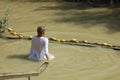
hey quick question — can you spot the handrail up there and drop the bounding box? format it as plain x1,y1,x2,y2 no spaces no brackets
0,62,49,80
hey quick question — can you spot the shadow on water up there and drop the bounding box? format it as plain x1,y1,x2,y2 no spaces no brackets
7,54,40,62
7,54,43,62
7,54,29,60
4,0,49,2
1,1,119,33
33,3,120,33
7,54,41,62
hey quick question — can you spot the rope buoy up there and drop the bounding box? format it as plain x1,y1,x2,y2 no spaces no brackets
6,27,120,51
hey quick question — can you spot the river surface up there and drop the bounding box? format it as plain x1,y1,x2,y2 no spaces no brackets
0,1,120,80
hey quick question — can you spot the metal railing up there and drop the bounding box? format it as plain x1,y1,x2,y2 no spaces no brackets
0,62,49,80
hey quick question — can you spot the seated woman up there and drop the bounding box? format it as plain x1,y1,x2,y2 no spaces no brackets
28,26,54,61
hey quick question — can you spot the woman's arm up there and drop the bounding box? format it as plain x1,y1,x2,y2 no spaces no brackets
45,54,49,60
44,38,49,60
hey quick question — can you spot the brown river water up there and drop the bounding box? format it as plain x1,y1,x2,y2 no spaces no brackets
0,1,120,80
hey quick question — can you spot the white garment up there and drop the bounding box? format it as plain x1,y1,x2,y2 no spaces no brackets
28,36,49,60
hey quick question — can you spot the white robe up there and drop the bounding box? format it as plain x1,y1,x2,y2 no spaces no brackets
28,36,49,60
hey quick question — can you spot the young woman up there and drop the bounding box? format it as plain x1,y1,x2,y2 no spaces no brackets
28,26,50,60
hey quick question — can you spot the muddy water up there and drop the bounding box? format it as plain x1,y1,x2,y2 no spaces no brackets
0,1,120,80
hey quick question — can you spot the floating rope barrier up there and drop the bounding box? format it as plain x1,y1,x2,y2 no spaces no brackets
6,27,120,51
7,27,32,40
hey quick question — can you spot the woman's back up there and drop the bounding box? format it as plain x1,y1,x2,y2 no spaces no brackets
29,36,49,60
